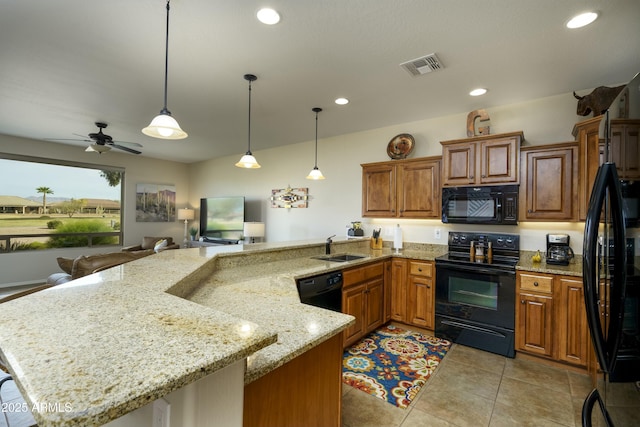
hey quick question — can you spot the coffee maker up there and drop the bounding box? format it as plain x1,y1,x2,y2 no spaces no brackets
546,234,574,266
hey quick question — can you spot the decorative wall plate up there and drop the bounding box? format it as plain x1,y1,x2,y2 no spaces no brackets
387,133,415,159
270,186,308,208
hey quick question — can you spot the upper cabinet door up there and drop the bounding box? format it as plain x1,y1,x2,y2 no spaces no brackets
520,143,578,221
441,131,523,186
479,136,519,184
397,159,441,218
362,163,396,217
442,142,476,186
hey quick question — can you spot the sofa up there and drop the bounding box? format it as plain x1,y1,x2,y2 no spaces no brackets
46,237,179,286
122,236,180,252
47,249,155,285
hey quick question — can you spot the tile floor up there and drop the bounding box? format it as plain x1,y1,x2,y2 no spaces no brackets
341,343,596,427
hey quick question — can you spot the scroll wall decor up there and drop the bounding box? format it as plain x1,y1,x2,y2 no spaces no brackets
270,186,308,208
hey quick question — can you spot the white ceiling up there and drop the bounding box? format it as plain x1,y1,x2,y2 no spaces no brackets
1,0,639,163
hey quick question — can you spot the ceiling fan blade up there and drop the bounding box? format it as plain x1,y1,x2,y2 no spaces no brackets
45,138,92,143
111,144,141,155
110,140,143,148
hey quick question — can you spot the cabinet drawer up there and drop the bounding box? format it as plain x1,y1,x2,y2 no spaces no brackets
344,262,384,286
409,261,432,277
519,273,553,294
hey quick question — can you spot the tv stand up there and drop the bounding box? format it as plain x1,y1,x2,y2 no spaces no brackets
201,237,240,245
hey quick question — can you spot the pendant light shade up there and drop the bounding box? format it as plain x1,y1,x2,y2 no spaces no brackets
236,74,261,168
306,107,325,180
142,0,187,140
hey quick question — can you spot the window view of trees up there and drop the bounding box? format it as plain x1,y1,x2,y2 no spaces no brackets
0,156,123,252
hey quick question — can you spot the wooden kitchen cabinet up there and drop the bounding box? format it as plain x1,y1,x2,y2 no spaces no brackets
516,271,591,368
573,116,602,220
516,272,555,357
342,261,385,347
389,258,408,322
440,131,523,186
389,258,435,330
520,142,578,221
361,156,441,219
610,119,640,180
406,260,435,329
556,276,589,367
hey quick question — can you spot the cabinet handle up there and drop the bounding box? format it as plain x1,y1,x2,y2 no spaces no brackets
469,175,474,179
418,268,422,272
482,174,486,178
521,300,525,304
533,282,539,286
427,284,431,289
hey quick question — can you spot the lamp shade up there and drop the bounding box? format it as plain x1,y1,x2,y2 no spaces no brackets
243,222,265,238
142,113,188,140
235,153,261,169
177,208,195,221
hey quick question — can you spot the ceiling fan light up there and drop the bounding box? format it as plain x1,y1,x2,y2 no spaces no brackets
142,113,188,139
306,166,325,180
86,144,111,153
235,153,261,168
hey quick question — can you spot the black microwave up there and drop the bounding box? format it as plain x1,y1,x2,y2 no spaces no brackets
621,180,640,228
442,185,519,225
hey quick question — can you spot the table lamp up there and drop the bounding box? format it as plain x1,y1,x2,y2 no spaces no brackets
177,208,195,247
243,222,265,244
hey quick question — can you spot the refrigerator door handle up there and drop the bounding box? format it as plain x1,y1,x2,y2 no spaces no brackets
582,388,614,427
583,163,627,373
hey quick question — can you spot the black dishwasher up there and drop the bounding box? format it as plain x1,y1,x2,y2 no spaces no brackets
297,271,343,312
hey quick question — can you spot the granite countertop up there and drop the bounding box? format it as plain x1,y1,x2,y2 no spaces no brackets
0,236,589,426
517,250,583,277
0,238,367,427
184,241,447,384
0,246,278,426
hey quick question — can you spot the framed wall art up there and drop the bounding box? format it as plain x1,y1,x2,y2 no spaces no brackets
136,183,176,222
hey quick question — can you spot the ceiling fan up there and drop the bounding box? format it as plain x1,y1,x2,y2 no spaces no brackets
48,122,143,155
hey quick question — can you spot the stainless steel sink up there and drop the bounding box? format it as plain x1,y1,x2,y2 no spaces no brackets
312,254,367,262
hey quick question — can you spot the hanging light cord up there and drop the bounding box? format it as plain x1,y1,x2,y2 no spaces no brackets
161,0,171,115
247,79,253,154
314,110,319,167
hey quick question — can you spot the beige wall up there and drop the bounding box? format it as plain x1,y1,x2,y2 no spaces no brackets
0,134,189,286
188,90,587,252
0,90,612,286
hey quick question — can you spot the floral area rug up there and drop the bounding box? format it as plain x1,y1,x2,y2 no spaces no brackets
342,325,451,408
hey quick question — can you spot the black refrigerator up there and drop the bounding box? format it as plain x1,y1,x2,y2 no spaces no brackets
582,72,640,427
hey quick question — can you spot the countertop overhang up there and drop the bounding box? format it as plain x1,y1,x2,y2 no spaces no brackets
0,238,585,426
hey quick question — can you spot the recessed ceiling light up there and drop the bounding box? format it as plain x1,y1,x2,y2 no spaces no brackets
566,12,598,29
335,97,349,105
469,88,487,97
257,8,280,25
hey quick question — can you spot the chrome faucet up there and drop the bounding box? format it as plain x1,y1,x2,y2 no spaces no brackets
326,235,336,254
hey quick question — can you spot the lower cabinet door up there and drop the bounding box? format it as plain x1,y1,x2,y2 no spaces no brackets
365,278,384,332
516,292,554,357
342,284,365,347
407,275,434,329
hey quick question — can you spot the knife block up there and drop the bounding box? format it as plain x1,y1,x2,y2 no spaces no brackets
370,237,383,249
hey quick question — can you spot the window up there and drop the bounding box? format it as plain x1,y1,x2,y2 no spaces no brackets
0,154,123,252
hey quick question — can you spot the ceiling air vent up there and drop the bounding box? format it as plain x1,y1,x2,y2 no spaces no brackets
400,53,443,77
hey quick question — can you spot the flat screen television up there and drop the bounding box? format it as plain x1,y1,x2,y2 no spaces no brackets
199,197,245,243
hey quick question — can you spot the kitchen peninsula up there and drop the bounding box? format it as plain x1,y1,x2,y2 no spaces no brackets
0,240,362,427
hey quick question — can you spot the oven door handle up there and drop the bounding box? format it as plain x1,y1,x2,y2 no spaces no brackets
441,319,507,338
437,263,515,276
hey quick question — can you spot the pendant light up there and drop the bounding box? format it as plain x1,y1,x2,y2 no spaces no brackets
235,74,261,168
306,107,325,180
142,0,187,140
